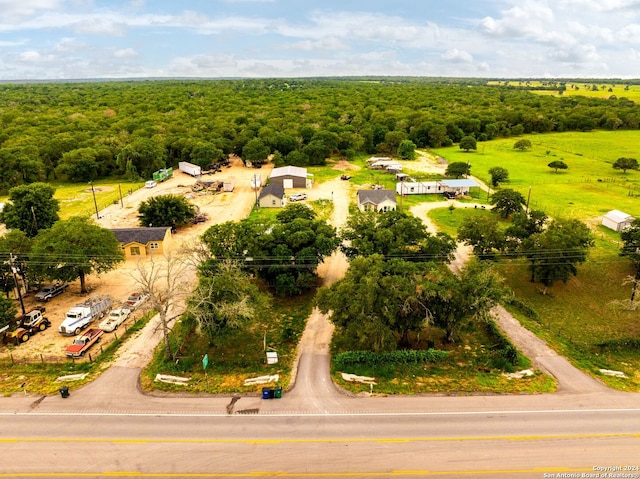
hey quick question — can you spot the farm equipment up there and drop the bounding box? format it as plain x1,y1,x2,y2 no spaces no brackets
2,307,50,344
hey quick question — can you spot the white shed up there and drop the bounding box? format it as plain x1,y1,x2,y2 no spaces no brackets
602,210,635,232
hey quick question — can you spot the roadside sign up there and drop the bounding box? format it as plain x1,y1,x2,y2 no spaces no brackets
202,354,209,370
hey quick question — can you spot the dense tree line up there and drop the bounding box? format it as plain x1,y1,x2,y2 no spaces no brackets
2,78,640,192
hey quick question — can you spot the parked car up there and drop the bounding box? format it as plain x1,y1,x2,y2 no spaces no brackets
99,308,131,332
145,180,157,188
340,175,352,180
125,292,149,311
34,283,68,302
289,193,308,202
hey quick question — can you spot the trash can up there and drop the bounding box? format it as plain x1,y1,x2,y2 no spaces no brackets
262,387,272,400
274,386,282,399
59,386,70,398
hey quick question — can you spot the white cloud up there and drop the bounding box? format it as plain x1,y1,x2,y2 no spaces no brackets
114,48,138,58
441,49,474,63
0,0,62,21
478,1,555,39
285,37,349,52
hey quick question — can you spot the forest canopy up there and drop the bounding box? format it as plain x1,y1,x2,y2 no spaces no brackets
1,78,639,192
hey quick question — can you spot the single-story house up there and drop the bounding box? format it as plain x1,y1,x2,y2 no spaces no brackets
110,227,172,260
269,165,312,189
396,178,478,196
396,181,442,195
357,189,397,213
259,184,286,208
602,210,635,232
366,156,392,165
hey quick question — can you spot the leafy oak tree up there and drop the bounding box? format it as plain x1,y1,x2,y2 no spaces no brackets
488,166,509,187
459,136,477,152
457,214,505,260
138,195,197,228
188,261,270,343
445,161,471,179
397,139,417,160
491,189,526,218
30,216,124,293
523,218,594,292
513,139,532,151
548,160,568,173
0,183,60,238
340,210,456,262
612,157,639,174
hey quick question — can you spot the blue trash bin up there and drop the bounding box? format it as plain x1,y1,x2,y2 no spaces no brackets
262,387,271,399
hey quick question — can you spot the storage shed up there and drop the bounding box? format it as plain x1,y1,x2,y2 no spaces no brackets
602,210,635,232
269,165,310,189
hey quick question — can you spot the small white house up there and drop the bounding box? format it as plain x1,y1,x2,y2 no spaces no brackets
259,184,286,208
396,181,442,195
602,210,635,232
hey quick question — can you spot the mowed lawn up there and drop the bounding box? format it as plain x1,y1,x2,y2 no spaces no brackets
431,130,640,390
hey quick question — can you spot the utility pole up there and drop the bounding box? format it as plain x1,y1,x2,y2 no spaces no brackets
30,206,38,234
118,184,124,208
525,185,532,215
90,181,99,220
9,253,25,314
253,174,259,208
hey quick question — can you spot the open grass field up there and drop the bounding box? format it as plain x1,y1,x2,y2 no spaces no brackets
488,80,640,103
53,180,144,219
433,131,640,221
431,130,640,390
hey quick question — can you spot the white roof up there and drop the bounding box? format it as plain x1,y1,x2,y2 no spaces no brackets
440,179,479,188
270,165,308,179
603,210,634,222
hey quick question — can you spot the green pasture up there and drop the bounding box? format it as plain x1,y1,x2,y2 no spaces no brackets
432,131,640,220
53,180,144,219
489,80,640,103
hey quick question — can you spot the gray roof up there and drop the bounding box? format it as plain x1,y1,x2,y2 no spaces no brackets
357,189,396,205
110,227,171,245
259,183,285,199
270,165,308,179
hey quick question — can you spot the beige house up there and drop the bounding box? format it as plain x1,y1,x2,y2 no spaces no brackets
356,190,397,213
259,184,286,208
110,227,172,260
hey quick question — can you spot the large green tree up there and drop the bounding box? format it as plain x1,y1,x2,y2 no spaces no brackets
202,203,339,296
524,218,594,292
30,216,124,293
491,189,526,218
340,210,455,262
548,160,568,173
138,195,197,228
612,157,639,174
488,166,509,187
0,183,60,238
457,214,505,260
397,139,416,160
445,161,471,179
188,261,270,343
459,136,477,152
316,255,505,348
56,148,99,182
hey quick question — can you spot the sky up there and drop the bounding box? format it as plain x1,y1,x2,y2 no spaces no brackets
0,0,639,80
